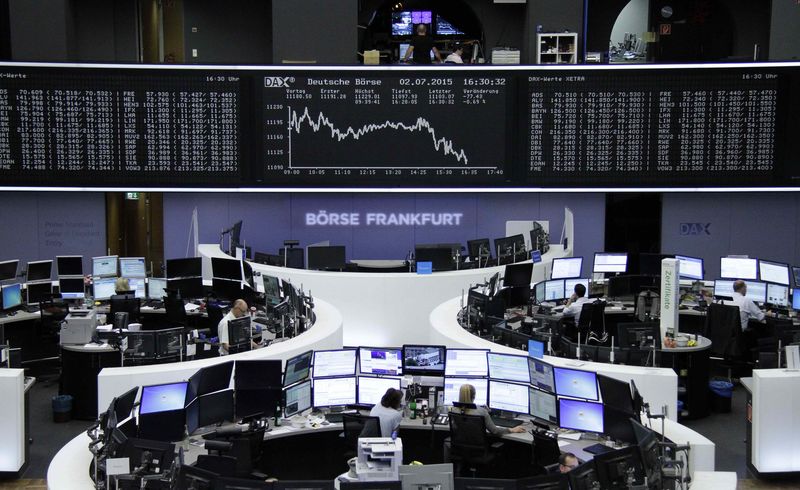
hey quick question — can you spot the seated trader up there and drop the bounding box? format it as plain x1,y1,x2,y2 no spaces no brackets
402,24,442,64
369,388,403,438
562,283,591,324
217,299,250,356
730,280,768,330
444,44,465,64
114,277,131,295
559,453,578,473
452,384,526,435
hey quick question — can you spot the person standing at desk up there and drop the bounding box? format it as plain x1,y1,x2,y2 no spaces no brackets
453,384,526,435
562,283,591,324
369,388,403,438
217,299,248,356
402,24,442,64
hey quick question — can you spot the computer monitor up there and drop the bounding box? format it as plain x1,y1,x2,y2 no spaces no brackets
312,376,356,408
528,387,558,424
551,257,583,280
112,386,139,423
235,387,281,420
467,239,492,261
26,281,53,304
516,473,568,490
436,15,465,36
528,339,545,359
58,277,85,299
167,277,204,299
155,328,183,358
234,359,282,390
263,275,282,306
119,257,146,278
567,460,601,490
675,255,704,280
307,246,346,271
402,345,446,377
543,280,565,301
487,272,501,297
445,349,489,377
443,377,488,406
284,350,313,387
0,260,18,282
533,281,546,304
564,278,589,297
227,316,252,346
186,389,235,434
528,357,555,393
793,289,800,310
212,278,242,302
415,245,455,272
284,379,312,417
26,260,52,282
558,398,604,433
124,331,156,359
391,11,414,36
313,349,357,378
211,257,242,281
139,381,189,414
121,438,176,477
487,352,530,383
488,380,529,414
597,374,634,414
2,283,22,310
93,277,118,300
359,347,402,376
166,257,202,279
593,446,645,489
766,283,789,308
56,256,83,276
745,281,767,303
602,407,637,444
504,263,533,288
553,367,598,401
148,277,168,300
616,323,661,350
186,360,234,403
92,256,118,277
494,234,526,261
127,277,146,299
357,376,402,406
793,267,800,288
759,259,790,286
593,253,628,274
719,256,758,280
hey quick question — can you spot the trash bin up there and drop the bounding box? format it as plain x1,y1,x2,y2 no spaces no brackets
52,395,73,423
709,380,733,413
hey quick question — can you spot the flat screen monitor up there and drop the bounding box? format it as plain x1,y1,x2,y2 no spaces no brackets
528,339,545,359
528,357,555,393
166,257,202,279
227,316,252,345
558,398,604,433
212,278,242,301
593,445,645,487
445,349,489,377
93,277,118,301
312,376,356,408
436,15,464,36
235,359,282,390
504,263,533,288
415,245,455,272
487,352,530,383
443,377,488,406
467,238,491,260
148,278,167,300
57,256,83,276
494,234,526,260
529,388,558,424
402,345,446,376
553,367,599,401
597,374,634,414
92,256,118,277
26,260,52,282
113,386,139,423
127,277,146,299
759,260,790,286
307,246,347,271
793,267,800,288
357,376,402,406
551,257,583,280
139,381,189,414
0,260,18,281
119,257,146,278
564,278,589,297
284,380,312,417
58,277,85,299
155,328,183,357
359,347,402,376
26,281,52,304
313,349,357,378
675,255,704,280
186,389,234,435
391,10,431,36
488,380,529,414
2,283,22,310
533,281,546,304
593,253,628,274
766,283,789,308
263,275,282,306
211,257,242,281
235,387,280,420
720,257,758,280
186,360,234,403
603,407,637,444
544,279,565,301
284,350,313,387
166,277,204,299
793,289,800,310
616,322,661,349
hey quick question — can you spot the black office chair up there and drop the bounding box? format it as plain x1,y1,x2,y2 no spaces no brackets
635,290,660,322
342,414,381,457
530,431,561,473
39,299,70,364
205,303,224,337
164,295,188,328
705,303,744,378
110,294,141,324
194,454,238,477
448,412,503,477
577,300,606,343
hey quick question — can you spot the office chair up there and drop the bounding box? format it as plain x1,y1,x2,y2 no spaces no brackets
205,302,224,337
530,431,561,473
110,294,141,324
448,413,503,477
164,295,188,328
705,303,744,379
342,414,381,458
635,290,660,322
577,301,607,343
194,454,238,477
39,299,70,363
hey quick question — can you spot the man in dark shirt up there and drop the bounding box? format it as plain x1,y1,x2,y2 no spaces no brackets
402,24,442,64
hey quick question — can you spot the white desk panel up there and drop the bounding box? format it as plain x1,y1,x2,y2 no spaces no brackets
752,369,800,473
0,369,24,472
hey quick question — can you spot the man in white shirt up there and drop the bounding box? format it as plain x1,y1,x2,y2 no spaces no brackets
562,283,591,324
444,44,464,64
730,280,766,330
217,299,248,356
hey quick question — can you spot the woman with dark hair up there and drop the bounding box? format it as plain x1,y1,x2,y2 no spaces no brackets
370,387,403,437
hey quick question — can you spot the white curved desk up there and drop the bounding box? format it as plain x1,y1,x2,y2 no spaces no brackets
200,243,571,346
96,298,343,414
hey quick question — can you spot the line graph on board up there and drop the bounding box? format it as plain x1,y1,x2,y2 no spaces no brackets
261,72,511,184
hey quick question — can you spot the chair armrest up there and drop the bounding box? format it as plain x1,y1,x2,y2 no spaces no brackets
490,441,504,449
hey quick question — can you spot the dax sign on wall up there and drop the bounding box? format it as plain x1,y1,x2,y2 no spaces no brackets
305,211,465,227
680,223,711,236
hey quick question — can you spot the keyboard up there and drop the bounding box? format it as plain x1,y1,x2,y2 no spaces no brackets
583,443,616,455
491,416,524,428
144,300,163,308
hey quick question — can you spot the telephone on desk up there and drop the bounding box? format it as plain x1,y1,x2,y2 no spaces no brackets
433,414,449,426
